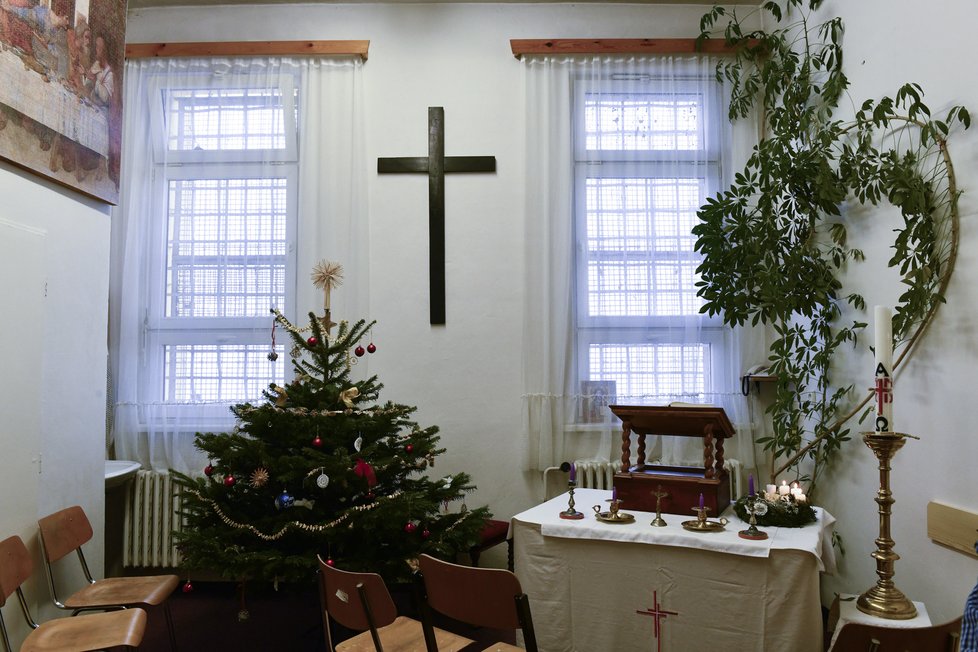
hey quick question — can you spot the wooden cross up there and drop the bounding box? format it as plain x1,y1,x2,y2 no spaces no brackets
636,590,678,652
377,107,496,324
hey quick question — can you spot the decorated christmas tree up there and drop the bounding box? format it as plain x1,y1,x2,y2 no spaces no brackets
173,261,490,587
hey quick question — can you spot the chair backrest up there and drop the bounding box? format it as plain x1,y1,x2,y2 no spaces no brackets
833,616,963,652
418,553,524,630
38,506,93,563
317,555,399,633
0,536,33,609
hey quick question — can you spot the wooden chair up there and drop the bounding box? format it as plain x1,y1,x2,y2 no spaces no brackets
417,553,537,652
0,535,146,652
832,616,962,651
316,555,473,652
36,506,179,650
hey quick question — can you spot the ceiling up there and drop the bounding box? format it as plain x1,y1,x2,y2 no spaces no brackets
129,0,760,10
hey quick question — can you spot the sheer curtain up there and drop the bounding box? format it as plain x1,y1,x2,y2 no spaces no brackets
108,55,366,475
521,54,764,477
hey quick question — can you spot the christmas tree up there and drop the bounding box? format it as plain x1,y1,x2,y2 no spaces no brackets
173,261,491,586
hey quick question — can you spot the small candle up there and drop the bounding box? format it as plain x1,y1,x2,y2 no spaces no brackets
766,484,777,498
569,463,576,483
748,474,755,497
778,481,790,496
791,487,803,498
796,493,807,504
612,487,617,501
699,493,704,509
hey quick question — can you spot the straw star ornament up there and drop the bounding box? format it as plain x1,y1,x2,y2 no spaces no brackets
311,261,344,310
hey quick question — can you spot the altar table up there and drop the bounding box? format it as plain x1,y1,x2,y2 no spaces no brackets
511,489,836,652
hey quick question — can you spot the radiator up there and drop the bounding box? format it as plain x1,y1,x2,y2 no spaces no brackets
573,460,621,490
123,470,183,568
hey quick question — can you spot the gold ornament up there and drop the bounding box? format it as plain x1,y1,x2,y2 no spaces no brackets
271,385,289,407
250,468,270,488
340,387,360,408
311,260,344,311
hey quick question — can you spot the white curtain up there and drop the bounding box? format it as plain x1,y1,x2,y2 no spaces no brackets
521,55,764,476
108,56,366,474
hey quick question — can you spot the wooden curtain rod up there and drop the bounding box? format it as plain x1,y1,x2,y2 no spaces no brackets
510,38,743,59
125,40,370,61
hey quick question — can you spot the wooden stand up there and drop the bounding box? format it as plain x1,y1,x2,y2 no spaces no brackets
610,405,735,515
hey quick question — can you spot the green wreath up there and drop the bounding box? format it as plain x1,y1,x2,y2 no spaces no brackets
733,496,817,528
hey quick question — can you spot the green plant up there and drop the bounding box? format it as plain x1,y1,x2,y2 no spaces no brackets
693,0,967,493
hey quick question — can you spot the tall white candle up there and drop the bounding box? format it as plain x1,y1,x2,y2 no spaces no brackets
874,306,894,432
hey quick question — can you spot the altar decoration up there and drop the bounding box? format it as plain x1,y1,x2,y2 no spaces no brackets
733,494,816,528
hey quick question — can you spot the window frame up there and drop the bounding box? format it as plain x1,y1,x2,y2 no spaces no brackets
572,74,729,399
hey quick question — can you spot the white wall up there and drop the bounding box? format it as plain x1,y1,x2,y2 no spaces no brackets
0,160,110,640
124,0,978,623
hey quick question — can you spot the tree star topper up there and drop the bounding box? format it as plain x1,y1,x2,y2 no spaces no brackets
311,260,344,311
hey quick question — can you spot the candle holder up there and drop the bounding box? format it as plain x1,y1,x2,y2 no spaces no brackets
593,498,635,523
856,431,917,619
559,481,585,520
681,505,727,532
738,495,768,540
650,485,668,527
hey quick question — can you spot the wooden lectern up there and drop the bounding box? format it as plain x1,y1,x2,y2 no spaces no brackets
610,405,735,515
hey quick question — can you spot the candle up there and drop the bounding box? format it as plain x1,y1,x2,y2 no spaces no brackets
699,493,704,510
796,493,807,504
874,305,894,432
569,463,576,483
791,486,803,498
766,484,777,498
612,487,617,502
748,474,755,497
778,481,790,496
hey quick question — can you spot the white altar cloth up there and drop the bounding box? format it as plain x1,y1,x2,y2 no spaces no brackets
512,489,837,652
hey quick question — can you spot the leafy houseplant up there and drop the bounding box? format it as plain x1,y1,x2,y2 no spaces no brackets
693,0,968,493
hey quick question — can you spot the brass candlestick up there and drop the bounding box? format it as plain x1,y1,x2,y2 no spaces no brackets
738,495,768,540
856,432,917,619
650,485,668,527
560,481,585,520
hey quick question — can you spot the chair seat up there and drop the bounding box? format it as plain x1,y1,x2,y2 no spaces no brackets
336,615,473,652
62,574,179,609
476,520,509,549
22,607,147,652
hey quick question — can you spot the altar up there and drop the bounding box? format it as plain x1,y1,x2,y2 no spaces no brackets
511,489,836,652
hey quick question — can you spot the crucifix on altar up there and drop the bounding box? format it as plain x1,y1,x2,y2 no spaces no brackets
377,107,496,324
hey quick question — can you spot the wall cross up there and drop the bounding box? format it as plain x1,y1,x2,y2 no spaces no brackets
377,107,496,324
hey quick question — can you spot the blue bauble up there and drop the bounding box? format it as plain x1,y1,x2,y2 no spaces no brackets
275,491,295,510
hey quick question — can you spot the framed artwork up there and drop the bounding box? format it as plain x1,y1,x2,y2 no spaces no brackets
580,380,616,423
0,0,126,204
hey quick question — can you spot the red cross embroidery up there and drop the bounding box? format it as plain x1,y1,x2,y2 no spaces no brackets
636,590,678,652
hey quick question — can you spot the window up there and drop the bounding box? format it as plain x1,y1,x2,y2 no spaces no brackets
144,76,298,405
573,77,727,403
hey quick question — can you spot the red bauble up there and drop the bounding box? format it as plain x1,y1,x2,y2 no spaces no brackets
312,435,323,447
326,558,335,567
204,464,214,477
421,528,431,539
307,336,318,346
405,444,414,453
224,475,236,487
367,343,377,354
404,522,417,534
354,345,365,357
182,581,194,593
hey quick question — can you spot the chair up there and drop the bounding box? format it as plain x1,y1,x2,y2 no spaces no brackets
316,555,473,652
0,535,146,652
832,616,962,651
36,506,179,650
417,553,537,652
468,519,513,571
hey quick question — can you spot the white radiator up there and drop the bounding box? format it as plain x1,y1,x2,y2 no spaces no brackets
573,460,621,490
724,457,745,500
123,470,183,568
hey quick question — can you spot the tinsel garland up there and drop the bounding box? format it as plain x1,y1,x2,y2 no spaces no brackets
185,487,478,542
